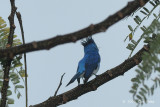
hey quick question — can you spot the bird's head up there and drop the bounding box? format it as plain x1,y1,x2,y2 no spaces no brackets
81,37,99,53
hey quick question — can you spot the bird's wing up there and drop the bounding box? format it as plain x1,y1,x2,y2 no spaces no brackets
66,59,85,86
84,54,100,81
77,59,86,74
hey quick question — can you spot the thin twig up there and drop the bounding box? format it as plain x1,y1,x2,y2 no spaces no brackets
16,12,28,107
0,0,17,107
54,73,65,97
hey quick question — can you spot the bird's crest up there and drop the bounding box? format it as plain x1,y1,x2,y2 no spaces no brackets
81,37,95,46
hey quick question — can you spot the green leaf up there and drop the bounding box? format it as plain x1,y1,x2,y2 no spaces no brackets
143,7,150,13
17,92,21,99
135,69,141,74
126,45,132,50
143,84,150,95
134,18,139,24
10,72,19,79
149,1,156,6
129,90,136,94
12,78,20,84
139,91,145,98
135,16,142,22
13,35,17,38
7,98,14,104
154,0,160,5
129,33,133,40
152,55,159,63
143,25,147,30
144,39,150,43
131,77,140,83
15,85,24,89
138,65,144,71
13,39,22,46
7,90,12,96
140,10,148,15
153,13,157,18
134,99,139,103
19,69,26,77
140,27,146,32
139,73,145,81
131,78,137,82
14,63,23,67
139,91,147,103
139,91,145,97
132,83,139,90
136,95,143,101
131,40,137,45
128,25,133,31
127,43,135,50
150,85,154,95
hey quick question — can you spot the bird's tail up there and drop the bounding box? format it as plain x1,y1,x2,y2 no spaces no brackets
66,72,82,87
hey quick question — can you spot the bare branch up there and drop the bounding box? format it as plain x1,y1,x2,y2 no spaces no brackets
54,73,65,97
0,0,149,59
16,11,28,107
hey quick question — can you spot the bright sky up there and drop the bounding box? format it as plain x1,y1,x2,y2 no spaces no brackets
0,0,160,107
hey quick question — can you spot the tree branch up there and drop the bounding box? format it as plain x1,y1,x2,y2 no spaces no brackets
0,0,17,107
29,45,149,107
0,0,149,59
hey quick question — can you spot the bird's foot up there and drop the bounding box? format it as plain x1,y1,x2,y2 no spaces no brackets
93,73,98,77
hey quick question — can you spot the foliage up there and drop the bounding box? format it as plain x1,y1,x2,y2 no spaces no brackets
126,0,160,57
125,0,160,106
0,16,25,105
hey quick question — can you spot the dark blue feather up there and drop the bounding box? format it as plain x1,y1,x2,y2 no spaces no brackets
66,72,83,86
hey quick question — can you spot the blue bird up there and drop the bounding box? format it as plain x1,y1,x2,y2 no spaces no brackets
66,37,100,86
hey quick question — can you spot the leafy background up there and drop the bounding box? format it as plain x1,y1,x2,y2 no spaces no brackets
0,16,25,105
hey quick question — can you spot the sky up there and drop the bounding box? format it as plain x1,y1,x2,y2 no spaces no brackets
0,0,160,107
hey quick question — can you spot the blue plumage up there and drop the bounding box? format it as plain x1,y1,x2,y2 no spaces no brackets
66,37,100,86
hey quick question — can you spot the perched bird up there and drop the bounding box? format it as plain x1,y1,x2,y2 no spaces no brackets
66,37,100,86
